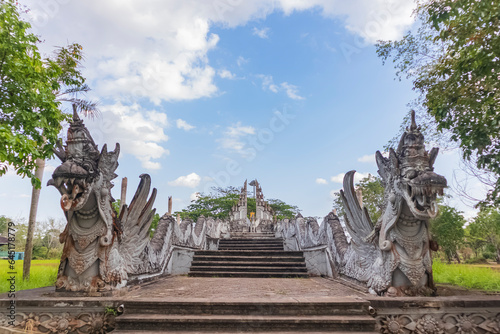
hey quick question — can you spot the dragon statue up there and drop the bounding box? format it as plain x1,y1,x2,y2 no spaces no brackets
338,111,447,296
47,108,159,292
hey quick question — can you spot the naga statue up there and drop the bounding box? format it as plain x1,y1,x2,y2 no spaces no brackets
338,111,447,296
47,107,158,292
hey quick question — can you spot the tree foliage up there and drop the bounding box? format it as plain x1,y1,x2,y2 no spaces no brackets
377,0,500,207
430,205,465,263
267,198,300,220
466,208,500,262
0,1,96,187
332,174,384,224
175,186,300,222
0,215,9,235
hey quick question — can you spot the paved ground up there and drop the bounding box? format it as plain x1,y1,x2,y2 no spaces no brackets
2,275,497,302
125,276,368,301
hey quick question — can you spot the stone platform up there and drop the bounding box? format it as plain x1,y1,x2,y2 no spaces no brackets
1,276,500,333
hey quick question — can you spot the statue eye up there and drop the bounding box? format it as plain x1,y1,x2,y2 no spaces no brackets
405,169,417,179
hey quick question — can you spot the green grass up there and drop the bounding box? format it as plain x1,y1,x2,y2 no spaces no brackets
0,259,59,294
433,260,500,291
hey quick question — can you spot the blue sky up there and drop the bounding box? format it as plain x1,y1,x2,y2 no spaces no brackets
0,0,487,223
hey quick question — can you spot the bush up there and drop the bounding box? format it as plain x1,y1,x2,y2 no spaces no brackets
464,257,488,264
483,252,495,260
47,249,62,259
33,246,48,259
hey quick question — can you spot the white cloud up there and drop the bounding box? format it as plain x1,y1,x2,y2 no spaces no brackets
258,75,304,100
277,0,416,43
316,178,328,185
218,69,236,79
280,82,304,100
357,154,375,163
226,122,256,137
237,56,249,67
217,122,256,157
259,75,279,93
87,103,169,170
23,0,416,106
168,173,201,188
176,119,195,131
252,27,269,39
331,172,371,184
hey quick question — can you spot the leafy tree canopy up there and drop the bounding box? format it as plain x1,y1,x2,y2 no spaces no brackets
333,174,384,224
377,0,500,207
466,207,500,262
0,1,95,187
0,215,10,235
430,205,466,263
175,186,300,222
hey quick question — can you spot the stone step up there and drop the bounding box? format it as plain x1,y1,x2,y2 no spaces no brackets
113,331,380,334
220,243,283,245
230,233,276,239
219,241,283,244
219,239,283,243
218,246,284,251
115,314,376,332
188,271,310,278
219,243,284,247
195,250,303,257
191,261,306,267
189,266,308,273
120,299,370,316
191,255,305,263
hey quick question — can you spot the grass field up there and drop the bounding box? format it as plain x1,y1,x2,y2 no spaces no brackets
0,259,59,294
433,260,500,291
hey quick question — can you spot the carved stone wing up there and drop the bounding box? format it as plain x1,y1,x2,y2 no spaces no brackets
118,174,157,273
339,171,379,266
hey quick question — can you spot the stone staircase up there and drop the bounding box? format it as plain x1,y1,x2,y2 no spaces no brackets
113,233,377,333
113,298,378,333
188,232,309,278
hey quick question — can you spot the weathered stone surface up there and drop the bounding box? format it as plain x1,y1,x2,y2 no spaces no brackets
335,111,447,295
47,111,230,293
278,111,447,296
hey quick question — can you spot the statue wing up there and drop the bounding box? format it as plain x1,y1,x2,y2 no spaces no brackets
118,174,157,273
340,171,379,264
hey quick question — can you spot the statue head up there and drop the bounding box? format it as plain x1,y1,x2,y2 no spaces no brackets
376,111,447,246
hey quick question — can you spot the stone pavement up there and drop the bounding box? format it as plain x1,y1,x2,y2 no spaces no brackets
124,276,368,301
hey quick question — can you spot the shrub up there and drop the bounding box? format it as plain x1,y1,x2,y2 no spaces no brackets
465,257,488,264
483,252,495,260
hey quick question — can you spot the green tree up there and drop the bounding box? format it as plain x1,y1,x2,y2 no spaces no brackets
35,218,64,259
1,1,66,184
0,1,98,280
0,215,10,235
175,187,240,222
465,222,487,259
469,208,500,263
430,205,466,263
175,186,300,222
332,174,384,224
376,0,500,207
267,198,300,220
